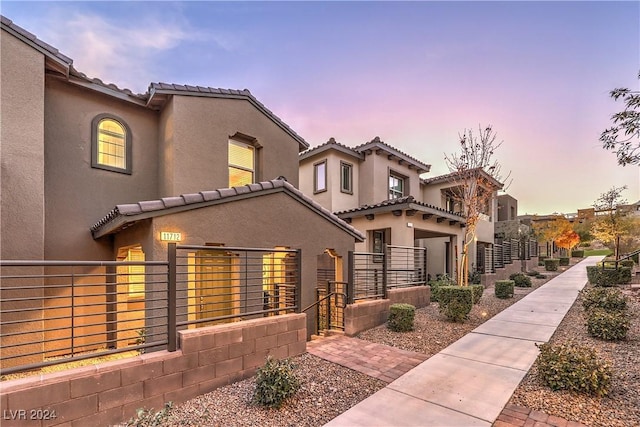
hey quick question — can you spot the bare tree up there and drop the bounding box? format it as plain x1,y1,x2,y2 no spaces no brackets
600,71,640,166
444,125,507,286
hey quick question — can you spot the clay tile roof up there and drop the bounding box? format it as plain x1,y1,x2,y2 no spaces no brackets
335,195,465,220
90,180,365,241
354,137,431,173
422,167,504,189
299,138,364,161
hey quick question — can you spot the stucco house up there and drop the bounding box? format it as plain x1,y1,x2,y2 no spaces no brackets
299,137,504,280
0,16,364,361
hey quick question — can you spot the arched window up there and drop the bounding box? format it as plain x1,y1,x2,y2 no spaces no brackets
91,114,132,174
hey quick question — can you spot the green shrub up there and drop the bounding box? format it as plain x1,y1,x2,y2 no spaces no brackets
571,250,585,258
495,280,514,299
538,255,548,266
509,272,532,287
587,266,632,286
586,308,630,341
579,242,591,247
428,274,456,302
581,287,628,312
387,303,416,332
253,356,300,408
535,342,611,397
526,271,539,277
559,257,570,266
536,273,547,279
470,284,484,304
469,270,482,285
544,259,560,271
620,260,634,268
126,402,173,427
438,286,473,322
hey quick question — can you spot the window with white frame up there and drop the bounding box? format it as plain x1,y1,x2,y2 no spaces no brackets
91,114,132,174
340,161,353,194
228,139,255,187
314,160,327,193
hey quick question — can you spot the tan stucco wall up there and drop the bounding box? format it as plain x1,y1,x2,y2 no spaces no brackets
0,31,47,367
43,79,159,260
1,30,46,260
299,150,360,212
110,192,357,335
163,96,301,197
358,152,423,205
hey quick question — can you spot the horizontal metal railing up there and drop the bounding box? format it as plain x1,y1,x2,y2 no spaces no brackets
0,260,169,375
1,244,302,376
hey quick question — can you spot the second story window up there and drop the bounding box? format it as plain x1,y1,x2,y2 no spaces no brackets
389,173,404,199
91,114,132,174
228,140,255,187
314,160,327,193
340,161,353,194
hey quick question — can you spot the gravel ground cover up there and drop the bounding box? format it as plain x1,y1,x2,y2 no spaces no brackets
508,286,640,427
157,260,639,427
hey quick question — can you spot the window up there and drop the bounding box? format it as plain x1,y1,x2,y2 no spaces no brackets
389,173,404,199
372,229,387,263
314,160,327,193
340,162,353,194
228,140,255,187
91,114,132,174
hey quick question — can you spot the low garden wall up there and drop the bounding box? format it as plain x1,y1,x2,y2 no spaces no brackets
0,313,306,427
344,286,430,336
481,257,539,285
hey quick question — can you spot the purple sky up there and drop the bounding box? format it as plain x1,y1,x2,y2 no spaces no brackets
3,1,639,214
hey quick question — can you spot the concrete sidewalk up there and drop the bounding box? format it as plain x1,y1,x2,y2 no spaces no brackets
325,256,604,427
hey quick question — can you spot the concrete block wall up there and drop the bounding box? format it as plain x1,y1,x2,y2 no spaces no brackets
343,286,430,336
481,257,539,285
0,313,306,427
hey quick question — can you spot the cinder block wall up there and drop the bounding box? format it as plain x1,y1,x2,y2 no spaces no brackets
0,313,306,427
344,287,430,336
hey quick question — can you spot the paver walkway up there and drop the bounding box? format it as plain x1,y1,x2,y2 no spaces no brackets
495,404,587,427
307,335,429,383
320,256,604,427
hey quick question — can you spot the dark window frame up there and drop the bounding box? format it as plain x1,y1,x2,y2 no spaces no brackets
388,170,406,199
91,113,132,174
313,160,327,194
340,161,353,194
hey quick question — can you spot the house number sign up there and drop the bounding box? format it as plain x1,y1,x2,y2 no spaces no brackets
160,232,182,242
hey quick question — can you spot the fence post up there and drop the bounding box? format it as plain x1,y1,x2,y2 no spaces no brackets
382,245,388,299
347,251,355,304
168,243,177,352
295,249,302,313
106,264,117,349
422,247,428,285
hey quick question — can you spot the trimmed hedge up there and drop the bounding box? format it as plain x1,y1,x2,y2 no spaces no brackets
470,284,484,304
428,275,456,302
581,287,628,312
559,257,570,266
538,255,548,266
544,259,560,271
438,286,473,322
495,280,514,299
509,272,532,287
387,303,416,332
586,308,630,341
586,266,632,286
571,250,585,258
535,342,611,397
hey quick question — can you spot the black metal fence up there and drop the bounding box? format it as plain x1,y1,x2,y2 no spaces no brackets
0,244,301,376
347,245,427,302
476,239,539,274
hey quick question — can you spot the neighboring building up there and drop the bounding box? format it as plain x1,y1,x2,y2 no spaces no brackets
0,16,364,355
497,194,518,222
299,137,504,278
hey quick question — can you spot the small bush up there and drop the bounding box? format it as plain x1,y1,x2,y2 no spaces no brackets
126,402,173,427
509,272,532,287
587,266,632,286
469,270,482,285
536,273,547,279
544,259,560,271
253,356,300,408
387,303,415,332
428,274,456,302
586,308,630,341
620,260,634,268
438,286,473,322
495,280,514,299
579,242,591,247
581,287,628,312
559,257,570,266
535,342,611,397
470,284,484,304
526,270,539,277
571,250,585,258
538,255,548,266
